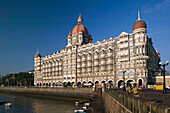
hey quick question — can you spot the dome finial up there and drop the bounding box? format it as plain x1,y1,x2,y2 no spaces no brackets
138,10,140,20
37,48,39,53
78,14,82,24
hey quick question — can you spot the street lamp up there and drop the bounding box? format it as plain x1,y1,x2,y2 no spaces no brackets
144,68,147,88
159,61,169,94
122,69,126,92
75,45,79,86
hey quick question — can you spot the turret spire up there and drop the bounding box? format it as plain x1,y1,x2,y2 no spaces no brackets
37,48,39,53
138,10,140,20
78,14,83,24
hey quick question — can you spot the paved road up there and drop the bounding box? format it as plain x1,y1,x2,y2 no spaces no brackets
110,89,170,107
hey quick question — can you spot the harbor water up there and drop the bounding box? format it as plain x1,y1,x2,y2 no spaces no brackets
0,93,78,113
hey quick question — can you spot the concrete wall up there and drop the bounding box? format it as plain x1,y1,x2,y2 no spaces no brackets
104,89,170,113
0,87,93,100
102,91,132,113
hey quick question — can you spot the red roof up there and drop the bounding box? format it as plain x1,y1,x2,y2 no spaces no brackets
34,53,41,58
72,23,89,35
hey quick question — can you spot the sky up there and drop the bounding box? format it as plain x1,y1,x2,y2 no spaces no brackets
0,0,170,76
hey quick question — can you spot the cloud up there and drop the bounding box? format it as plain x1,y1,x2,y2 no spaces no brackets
144,0,170,13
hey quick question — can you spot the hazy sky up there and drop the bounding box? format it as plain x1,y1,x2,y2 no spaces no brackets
0,0,170,76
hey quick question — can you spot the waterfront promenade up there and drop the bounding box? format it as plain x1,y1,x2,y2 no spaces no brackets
1,87,170,113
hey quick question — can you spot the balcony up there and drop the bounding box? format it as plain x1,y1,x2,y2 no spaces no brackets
82,63,86,68
107,65,113,70
59,62,62,65
82,57,86,62
94,61,99,66
77,58,81,62
59,67,62,70
77,69,81,73
100,54,105,59
77,63,81,68
87,68,92,72
94,55,99,59
56,62,59,66
94,67,99,72
100,66,106,71
100,59,106,65
87,62,92,67
107,59,113,64
107,53,113,57
82,68,86,73
87,56,92,61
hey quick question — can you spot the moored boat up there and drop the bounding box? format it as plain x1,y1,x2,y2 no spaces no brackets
75,101,83,104
5,103,11,107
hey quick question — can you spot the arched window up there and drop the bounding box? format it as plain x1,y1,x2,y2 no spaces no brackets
117,71,122,76
125,71,128,76
129,70,134,76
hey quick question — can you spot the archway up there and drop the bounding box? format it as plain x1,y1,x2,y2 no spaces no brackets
108,80,114,88
49,83,51,87
43,83,45,86
52,83,55,87
37,83,39,87
138,79,142,87
83,81,86,84
118,80,124,88
67,82,71,86
46,83,48,87
63,82,67,87
101,81,106,87
88,81,93,86
40,83,42,87
77,82,81,87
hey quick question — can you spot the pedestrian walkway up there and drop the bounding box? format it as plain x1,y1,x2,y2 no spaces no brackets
87,88,104,113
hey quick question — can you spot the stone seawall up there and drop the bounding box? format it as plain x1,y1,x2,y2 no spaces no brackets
102,91,132,113
104,89,170,113
0,87,93,100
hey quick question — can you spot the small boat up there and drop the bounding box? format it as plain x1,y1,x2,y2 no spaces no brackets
74,108,85,113
82,105,88,110
75,101,83,104
0,101,6,105
5,103,11,107
84,103,89,106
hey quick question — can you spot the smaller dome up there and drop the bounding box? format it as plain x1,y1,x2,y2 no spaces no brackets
34,53,41,58
133,20,146,31
68,33,72,37
156,52,160,56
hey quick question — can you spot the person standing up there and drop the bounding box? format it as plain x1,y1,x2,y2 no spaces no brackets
126,84,132,95
131,83,142,97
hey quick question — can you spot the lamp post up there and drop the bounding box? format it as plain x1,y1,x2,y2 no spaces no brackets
159,61,169,94
122,69,126,92
75,45,78,86
144,68,147,88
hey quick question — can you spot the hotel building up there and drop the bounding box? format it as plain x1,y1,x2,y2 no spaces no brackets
34,12,160,87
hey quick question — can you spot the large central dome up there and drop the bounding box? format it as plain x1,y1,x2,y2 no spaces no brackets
72,15,89,35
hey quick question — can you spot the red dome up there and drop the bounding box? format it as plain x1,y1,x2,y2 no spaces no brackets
72,23,89,35
133,20,146,31
34,53,41,58
68,33,72,37
156,52,160,56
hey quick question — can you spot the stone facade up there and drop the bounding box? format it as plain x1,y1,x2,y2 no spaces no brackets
34,12,160,88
